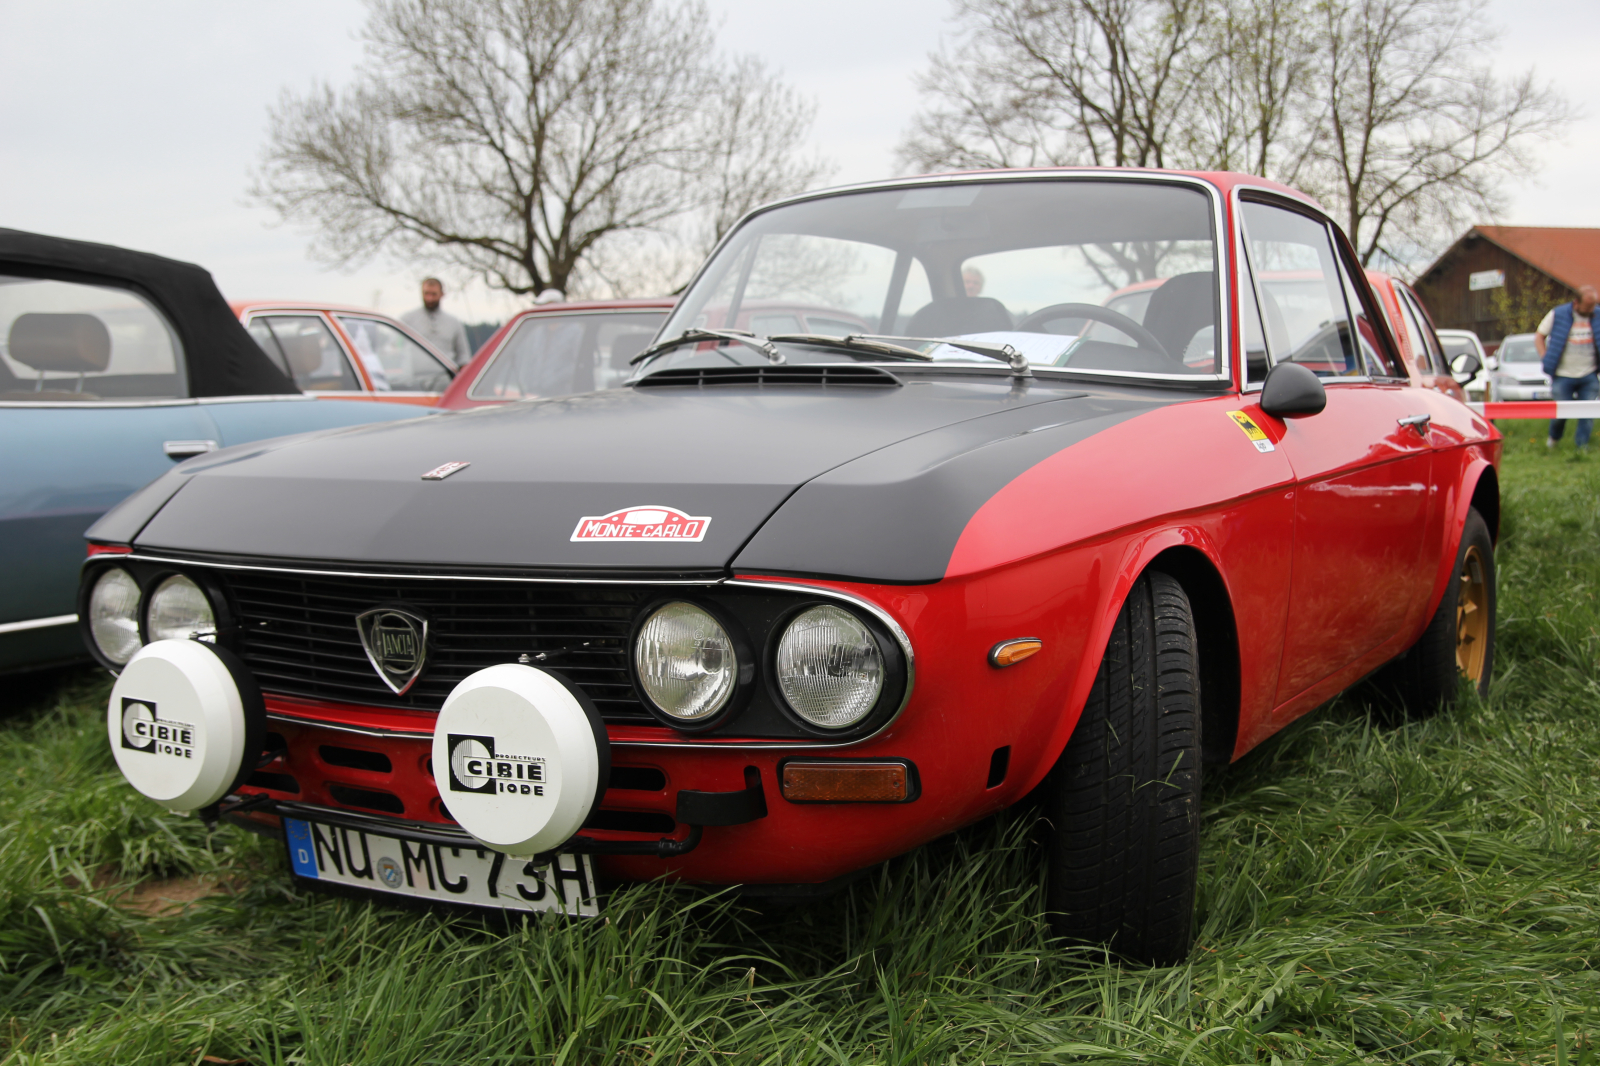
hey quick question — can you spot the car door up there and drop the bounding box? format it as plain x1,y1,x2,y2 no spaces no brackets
331,314,456,403
1238,200,1437,706
243,313,368,395
0,274,221,669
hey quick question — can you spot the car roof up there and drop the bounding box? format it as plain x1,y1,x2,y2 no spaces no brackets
1,227,295,398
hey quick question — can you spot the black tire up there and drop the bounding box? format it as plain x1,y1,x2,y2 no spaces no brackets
1371,506,1496,715
1045,569,1202,966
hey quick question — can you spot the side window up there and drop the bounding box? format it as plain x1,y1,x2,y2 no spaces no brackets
1238,202,1359,377
1393,288,1432,374
1402,288,1444,375
469,312,666,400
1335,254,1398,378
0,275,185,401
335,315,453,393
252,315,360,392
594,313,666,389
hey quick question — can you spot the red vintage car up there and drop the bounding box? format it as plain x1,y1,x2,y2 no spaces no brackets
233,301,457,406
82,170,1498,964
439,299,674,410
1363,272,1468,403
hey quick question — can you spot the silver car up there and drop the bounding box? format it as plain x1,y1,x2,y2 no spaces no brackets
1486,333,1550,401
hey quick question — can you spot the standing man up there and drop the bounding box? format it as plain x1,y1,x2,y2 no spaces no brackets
1536,285,1599,451
400,277,471,367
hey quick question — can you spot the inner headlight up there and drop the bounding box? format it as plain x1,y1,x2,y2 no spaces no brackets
88,568,143,665
145,574,217,643
776,605,884,729
633,602,737,722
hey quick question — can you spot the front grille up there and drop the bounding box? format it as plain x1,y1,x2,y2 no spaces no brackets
220,569,655,722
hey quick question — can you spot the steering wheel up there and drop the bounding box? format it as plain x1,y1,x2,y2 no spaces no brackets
1015,302,1173,363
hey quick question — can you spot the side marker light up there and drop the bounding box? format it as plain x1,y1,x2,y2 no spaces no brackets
989,638,1043,668
781,761,910,803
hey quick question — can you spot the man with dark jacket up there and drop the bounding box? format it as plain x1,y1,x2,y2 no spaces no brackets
1537,285,1599,450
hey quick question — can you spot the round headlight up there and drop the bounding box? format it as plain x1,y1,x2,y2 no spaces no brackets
775,605,884,729
633,602,737,722
145,574,217,643
88,568,142,665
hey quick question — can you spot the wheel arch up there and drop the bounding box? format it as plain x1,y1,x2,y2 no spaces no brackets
1469,461,1500,544
1148,546,1241,767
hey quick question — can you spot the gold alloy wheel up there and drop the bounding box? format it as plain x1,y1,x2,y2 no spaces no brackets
1455,544,1489,683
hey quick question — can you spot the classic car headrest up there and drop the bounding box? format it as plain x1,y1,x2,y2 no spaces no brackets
1143,272,1216,360
906,297,1013,338
7,313,113,374
279,332,325,377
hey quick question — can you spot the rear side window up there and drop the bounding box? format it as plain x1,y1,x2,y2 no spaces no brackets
335,315,454,392
247,315,361,392
469,311,667,400
0,275,185,401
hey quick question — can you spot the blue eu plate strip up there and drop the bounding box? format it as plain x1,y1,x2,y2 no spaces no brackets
285,818,319,878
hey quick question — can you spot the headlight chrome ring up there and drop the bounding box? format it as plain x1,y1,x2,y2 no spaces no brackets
632,601,739,725
774,604,885,730
87,567,143,666
145,573,218,644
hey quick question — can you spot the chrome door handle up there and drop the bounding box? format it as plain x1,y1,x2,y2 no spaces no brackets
1397,414,1431,436
164,439,219,459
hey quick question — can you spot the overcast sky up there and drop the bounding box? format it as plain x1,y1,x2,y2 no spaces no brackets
1,0,1591,323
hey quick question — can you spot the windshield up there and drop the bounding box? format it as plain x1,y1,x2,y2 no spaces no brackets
653,179,1222,379
471,310,668,400
1498,335,1539,364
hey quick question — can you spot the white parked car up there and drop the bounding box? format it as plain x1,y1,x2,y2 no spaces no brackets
1486,333,1550,401
1436,329,1490,401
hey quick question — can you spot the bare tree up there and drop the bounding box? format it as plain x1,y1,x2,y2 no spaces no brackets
901,0,1567,269
1305,0,1569,266
899,0,1212,172
253,0,828,298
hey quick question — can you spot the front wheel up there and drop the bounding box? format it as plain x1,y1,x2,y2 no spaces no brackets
1044,569,1202,966
1372,506,1496,713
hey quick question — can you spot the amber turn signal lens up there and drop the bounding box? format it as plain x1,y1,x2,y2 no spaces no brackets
989,638,1043,668
781,761,909,803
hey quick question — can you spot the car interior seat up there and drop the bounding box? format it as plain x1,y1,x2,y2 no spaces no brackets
4,312,111,399
1141,272,1215,360
905,297,1013,338
280,332,331,388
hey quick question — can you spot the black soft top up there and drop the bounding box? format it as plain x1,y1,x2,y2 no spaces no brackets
0,227,295,397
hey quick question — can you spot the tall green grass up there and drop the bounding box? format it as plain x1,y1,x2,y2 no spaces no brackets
3,421,1597,1064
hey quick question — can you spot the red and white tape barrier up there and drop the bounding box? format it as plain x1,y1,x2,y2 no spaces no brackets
1469,401,1600,419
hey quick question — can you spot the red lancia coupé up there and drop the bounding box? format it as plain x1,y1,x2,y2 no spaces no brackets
81,169,1498,964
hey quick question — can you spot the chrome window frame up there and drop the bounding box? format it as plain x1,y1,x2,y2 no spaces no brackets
655,171,1235,389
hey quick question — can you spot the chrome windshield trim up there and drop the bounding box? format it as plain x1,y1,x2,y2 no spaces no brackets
657,170,1234,389
0,613,78,635
120,553,725,586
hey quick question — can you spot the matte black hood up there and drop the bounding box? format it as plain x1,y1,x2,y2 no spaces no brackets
128,378,1173,580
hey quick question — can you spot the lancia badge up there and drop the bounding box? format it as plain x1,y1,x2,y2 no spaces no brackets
355,607,429,694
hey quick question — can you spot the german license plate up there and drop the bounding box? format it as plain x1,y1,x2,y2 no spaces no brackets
284,817,599,916
1532,390,1551,399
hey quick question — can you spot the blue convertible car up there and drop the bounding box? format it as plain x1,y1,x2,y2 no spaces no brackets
0,229,433,675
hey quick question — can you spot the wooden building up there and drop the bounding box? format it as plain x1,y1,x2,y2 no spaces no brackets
1412,226,1600,345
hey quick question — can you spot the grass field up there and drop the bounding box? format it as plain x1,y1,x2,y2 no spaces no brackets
3,420,1598,1065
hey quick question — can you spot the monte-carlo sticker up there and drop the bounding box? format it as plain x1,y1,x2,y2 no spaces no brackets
570,506,711,543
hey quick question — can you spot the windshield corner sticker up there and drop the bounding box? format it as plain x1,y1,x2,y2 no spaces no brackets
571,506,711,543
1226,411,1275,453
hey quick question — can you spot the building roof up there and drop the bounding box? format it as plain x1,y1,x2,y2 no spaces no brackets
1454,226,1600,290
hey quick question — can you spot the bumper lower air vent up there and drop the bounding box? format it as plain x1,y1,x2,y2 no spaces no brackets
635,365,901,388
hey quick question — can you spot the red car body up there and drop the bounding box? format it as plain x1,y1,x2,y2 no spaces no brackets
1363,272,1467,403
233,300,456,407
85,170,1501,931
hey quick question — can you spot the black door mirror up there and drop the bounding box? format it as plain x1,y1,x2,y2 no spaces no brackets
1449,352,1482,384
1259,361,1327,418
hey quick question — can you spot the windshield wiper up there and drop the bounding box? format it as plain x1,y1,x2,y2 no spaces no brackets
856,334,1032,377
764,334,932,361
629,328,783,366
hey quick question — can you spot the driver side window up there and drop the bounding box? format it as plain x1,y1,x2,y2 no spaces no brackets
1239,201,1360,378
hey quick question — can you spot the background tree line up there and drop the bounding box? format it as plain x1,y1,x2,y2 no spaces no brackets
900,0,1567,273
255,0,1564,302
